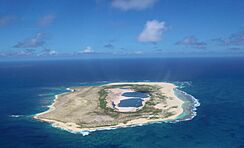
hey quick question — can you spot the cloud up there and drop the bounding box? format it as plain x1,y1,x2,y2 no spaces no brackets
39,48,57,56
81,46,94,54
176,36,207,49
14,33,46,48
226,47,244,51
134,51,143,54
111,0,158,11
0,48,59,57
104,43,114,49
38,14,56,27
138,20,166,43
19,49,36,56
0,49,36,57
212,31,244,46
0,15,16,27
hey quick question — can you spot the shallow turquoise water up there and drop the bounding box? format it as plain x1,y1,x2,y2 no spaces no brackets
0,58,244,148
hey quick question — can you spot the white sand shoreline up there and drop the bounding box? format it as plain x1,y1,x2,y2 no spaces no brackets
34,88,74,119
34,82,186,133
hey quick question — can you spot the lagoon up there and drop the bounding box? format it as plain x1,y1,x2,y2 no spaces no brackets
118,98,143,107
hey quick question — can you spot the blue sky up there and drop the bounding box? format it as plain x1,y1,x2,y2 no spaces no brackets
0,0,244,58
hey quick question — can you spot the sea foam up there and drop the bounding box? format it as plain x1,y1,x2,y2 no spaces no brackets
171,87,200,123
9,114,23,118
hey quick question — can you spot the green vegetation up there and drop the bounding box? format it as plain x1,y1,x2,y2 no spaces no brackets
164,112,175,118
132,84,159,93
104,84,135,89
152,109,162,114
145,100,157,106
98,87,120,118
123,120,128,124
158,94,166,100
149,116,160,119
98,89,108,109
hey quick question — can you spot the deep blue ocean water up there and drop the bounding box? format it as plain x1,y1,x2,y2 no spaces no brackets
0,57,244,148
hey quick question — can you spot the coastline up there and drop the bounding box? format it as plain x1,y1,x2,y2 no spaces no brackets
34,82,194,134
34,88,74,121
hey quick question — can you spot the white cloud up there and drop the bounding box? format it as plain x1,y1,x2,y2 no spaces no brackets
14,33,46,48
82,46,94,54
38,48,57,56
176,36,207,49
134,51,143,54
212,31,244,46
19,49,36,56
138,20,166,42
38,14,55,27
111,0,158,11
45,49,57,55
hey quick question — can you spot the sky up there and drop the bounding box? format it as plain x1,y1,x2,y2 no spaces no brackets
1,0,244,58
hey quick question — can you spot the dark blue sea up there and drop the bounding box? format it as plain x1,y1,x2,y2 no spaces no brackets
0,57,244,148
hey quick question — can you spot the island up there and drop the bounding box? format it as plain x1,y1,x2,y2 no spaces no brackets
34,82,185,132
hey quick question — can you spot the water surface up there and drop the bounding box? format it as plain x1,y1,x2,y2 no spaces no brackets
122,91,148,98
118,98,143,107
0,57,244,148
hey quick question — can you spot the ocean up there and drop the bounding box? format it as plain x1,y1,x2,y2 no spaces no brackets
0,57,244,148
